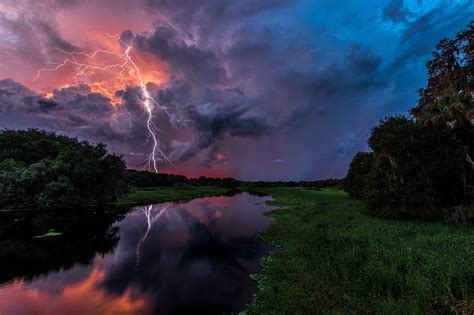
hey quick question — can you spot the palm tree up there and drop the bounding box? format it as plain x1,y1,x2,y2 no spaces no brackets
418,94,474,128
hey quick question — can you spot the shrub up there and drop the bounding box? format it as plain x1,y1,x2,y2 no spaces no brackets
0,129,128,209
343,152,374,199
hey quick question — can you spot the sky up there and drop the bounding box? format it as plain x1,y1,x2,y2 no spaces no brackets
0,0,472,180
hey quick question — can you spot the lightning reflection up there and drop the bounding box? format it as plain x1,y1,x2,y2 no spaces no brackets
135,204,169,270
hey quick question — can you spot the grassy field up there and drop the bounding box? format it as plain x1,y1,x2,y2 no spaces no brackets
243,187,474,314
117,186,229,205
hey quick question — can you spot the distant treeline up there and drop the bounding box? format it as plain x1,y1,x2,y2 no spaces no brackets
240,178,342,188
126,169,342,189
126,170,240,188
343,21,474,223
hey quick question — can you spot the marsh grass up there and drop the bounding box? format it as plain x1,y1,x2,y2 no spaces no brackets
243,187,474,314
117,186,229,205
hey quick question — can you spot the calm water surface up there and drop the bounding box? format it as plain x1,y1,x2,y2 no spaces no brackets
0,192,274,315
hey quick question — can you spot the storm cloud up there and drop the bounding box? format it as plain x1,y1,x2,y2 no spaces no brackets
0,0,472,179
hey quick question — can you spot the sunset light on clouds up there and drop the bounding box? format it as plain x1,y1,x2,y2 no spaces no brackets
0,0,472,179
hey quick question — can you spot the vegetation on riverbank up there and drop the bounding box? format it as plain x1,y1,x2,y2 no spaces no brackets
117,186,229,205
244,187,474,314
0,129,129,210
344,22,474,221
0,128,340,211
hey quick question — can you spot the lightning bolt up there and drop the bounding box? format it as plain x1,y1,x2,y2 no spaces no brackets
33,33,172,172
134,204,169,270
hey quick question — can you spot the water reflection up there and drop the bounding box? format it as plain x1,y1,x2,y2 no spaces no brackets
0,192,274,315
0,206,125,284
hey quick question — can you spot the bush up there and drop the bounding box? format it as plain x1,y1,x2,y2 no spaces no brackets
345,116,472,220
343,152,374,199
0,129,129,209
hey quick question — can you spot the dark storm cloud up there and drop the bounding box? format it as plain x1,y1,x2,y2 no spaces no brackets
127,28,227,85
146,0,292,18
390,1,473,69
144,0,294,40
0,81,178,168
118,80,272,166
37,98,59,110
382,0,411,23
230,38,385,132
0,79,128,147
36,21,80,52
122,15,388,170
0,79,39,110
0,12,79,68
1,0,473,179
347,44,383,76
170,88,270,162
51,85,115,114
53,0,79,6
117,82,270,167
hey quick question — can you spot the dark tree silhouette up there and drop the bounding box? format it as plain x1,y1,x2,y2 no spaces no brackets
0,129,129,209
344,21,474,221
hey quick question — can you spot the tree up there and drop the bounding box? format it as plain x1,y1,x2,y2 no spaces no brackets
413,21,474,116
344,21,474,221
343,152,374,199
0,129,129,209
366,117,466,219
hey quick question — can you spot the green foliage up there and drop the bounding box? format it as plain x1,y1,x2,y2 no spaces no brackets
343,152,374,199
414,21,473,116
344,21,474,221
368,116,466,218
347,115,471,220
0,129,129,209
243,188,474,314
418,94,474,127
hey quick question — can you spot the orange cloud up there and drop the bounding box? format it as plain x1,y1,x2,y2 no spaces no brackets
0,1,166,102
31,35,167,103
0,269,152,315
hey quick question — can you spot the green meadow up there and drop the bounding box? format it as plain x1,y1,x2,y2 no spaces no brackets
244,187,474,314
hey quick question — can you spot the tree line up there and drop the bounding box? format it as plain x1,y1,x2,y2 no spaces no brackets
0,129,129,209
126,170,241,189
0,128,341,210
343,21,474,222
127,169,342,189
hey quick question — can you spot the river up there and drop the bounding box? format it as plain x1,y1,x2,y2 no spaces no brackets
0,192,275,315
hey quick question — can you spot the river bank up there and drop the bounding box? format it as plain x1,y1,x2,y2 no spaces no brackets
243,187,474,314
115,186,229,205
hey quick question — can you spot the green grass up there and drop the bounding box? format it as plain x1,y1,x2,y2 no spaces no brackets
117,186,229,205
243,187,474,314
